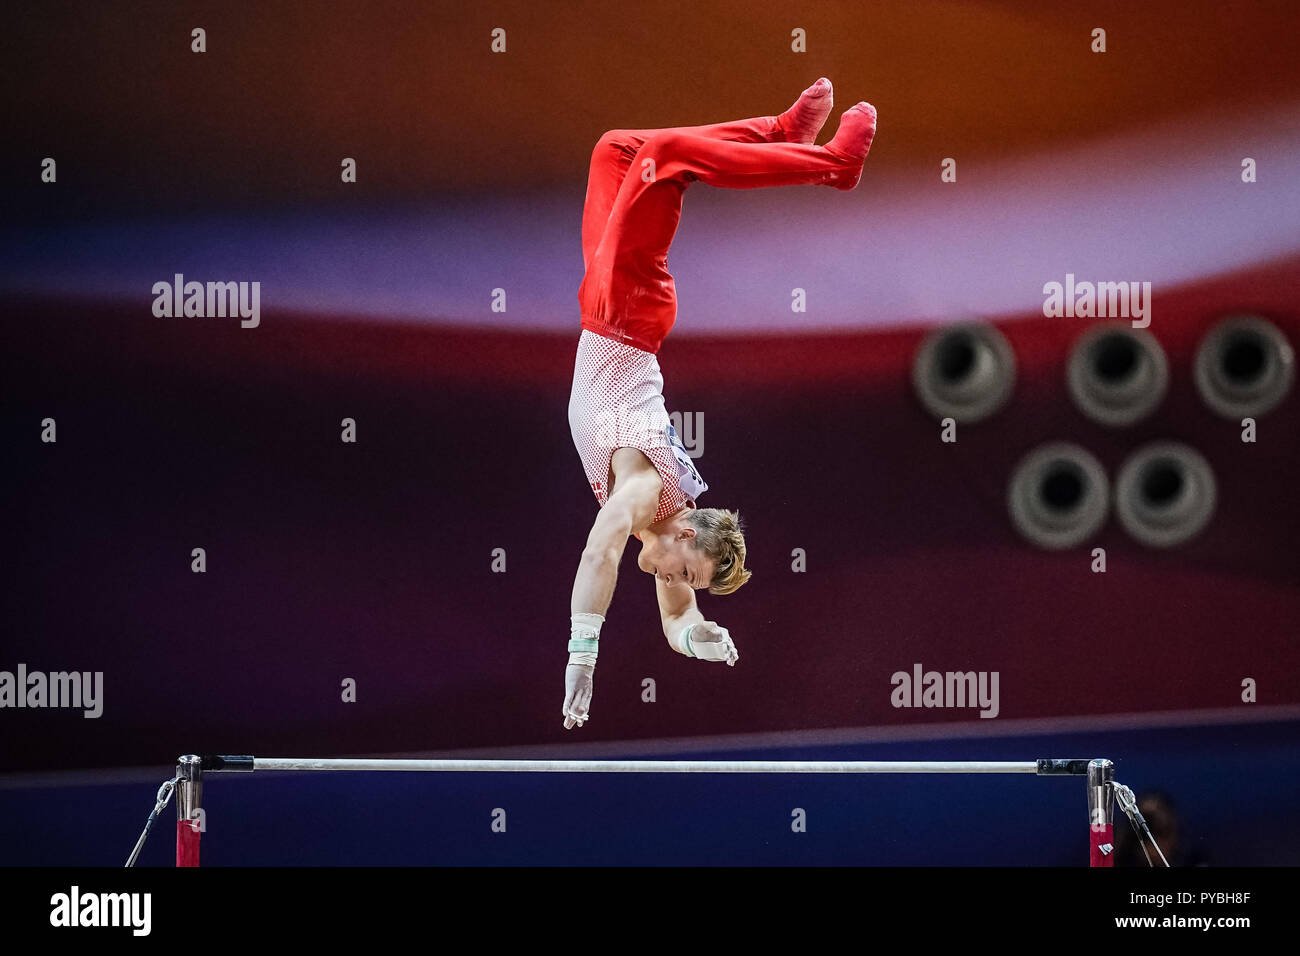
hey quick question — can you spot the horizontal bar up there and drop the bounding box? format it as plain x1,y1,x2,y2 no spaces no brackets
195,755,1095,774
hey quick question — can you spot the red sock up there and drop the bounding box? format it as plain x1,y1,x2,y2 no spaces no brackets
774,78,834,144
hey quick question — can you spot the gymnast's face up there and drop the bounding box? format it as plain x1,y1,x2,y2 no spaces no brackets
639,528,714,591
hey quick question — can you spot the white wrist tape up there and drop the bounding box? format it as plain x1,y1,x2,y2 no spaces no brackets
679,624,697,658
568,612,604,667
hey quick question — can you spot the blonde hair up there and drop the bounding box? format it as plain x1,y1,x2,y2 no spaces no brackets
686,508,751,595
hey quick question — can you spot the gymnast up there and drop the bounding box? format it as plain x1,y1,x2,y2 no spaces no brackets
564,79,877,729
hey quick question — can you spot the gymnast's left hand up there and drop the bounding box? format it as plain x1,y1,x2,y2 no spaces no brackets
563,663,594,730
687,621,739,666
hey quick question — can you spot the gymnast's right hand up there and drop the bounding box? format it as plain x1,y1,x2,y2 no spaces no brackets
563,663,594,730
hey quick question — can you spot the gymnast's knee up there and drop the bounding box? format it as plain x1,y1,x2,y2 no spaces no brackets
594,129,637,159
639,130,683,159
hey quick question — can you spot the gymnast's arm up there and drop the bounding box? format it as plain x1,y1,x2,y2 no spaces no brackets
562,451,661,729
570,449,662,616
656,569,740,664
656,575,703,653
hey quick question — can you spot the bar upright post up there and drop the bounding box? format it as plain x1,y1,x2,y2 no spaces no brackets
1087,758,1114,868
176,754,203,867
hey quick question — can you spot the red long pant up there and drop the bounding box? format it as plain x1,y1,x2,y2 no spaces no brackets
578,113,858,353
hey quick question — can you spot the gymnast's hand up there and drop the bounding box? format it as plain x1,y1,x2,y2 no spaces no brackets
563,662,594,730
685,621,739,665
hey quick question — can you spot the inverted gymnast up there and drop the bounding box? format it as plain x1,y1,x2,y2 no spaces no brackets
564,79,877,728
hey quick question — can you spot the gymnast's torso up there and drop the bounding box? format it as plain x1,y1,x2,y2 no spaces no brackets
568,328,707,524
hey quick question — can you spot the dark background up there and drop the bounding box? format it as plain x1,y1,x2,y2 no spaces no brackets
2,1,1297,865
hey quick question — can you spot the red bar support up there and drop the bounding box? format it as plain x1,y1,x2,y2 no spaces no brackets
1089,822,1114,867
176,818,201,867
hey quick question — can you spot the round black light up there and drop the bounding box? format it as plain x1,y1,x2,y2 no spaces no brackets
912,322,1016,424
1140,460,1184,507
1115,442,1216,548
1221,332,1266,384
1067,323,1168,426
1008,443,1109,549
937,334,977,382
1040,464,1085,512
1194,315,1294,418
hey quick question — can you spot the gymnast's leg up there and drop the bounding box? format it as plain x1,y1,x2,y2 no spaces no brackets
589,99,876,275
629,102,877,195
581,79,835,272
577,98,876,350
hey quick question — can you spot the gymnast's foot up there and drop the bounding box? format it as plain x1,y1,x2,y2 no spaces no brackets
824,102,878,190
774,77,833,144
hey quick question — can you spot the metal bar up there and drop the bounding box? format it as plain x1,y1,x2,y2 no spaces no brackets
208,756,1066,774
176,755,202,818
